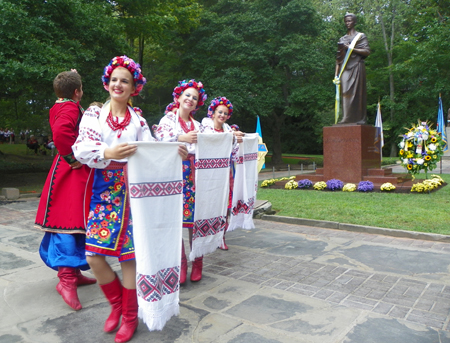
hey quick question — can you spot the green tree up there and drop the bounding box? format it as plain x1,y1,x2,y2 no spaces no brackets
108,0,203,117
0,0,129,134
394,0,450,119
111,0,201,73
183,0,332,164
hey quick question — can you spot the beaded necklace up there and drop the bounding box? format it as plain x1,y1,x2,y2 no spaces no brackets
106,108,131,138
178,114,195,133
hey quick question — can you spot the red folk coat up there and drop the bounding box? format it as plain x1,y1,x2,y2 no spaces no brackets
35,101,93,234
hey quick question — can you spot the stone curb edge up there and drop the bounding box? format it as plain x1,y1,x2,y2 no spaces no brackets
259,214,450,243
0,194,39,201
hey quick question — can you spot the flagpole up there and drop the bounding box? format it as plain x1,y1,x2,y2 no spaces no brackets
438,93,443,174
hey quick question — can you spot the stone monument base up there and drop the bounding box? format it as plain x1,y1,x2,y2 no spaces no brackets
294,125,414,187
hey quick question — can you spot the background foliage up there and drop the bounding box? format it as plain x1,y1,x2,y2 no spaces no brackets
0,0,449,162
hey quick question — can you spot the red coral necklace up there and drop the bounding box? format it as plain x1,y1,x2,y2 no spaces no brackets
178,114,194,133
107,108,131,138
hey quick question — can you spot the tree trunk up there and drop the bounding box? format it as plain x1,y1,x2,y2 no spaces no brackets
379,9,397,156
138,34,144,69
270,113,285,167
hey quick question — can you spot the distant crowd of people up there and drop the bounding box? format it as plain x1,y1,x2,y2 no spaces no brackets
26,134,55,155
0,128,15,144
0,127,56,155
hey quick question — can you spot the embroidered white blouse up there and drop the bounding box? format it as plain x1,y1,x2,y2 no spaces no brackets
201,117,240,161
154,110,203,155
72,105,155,169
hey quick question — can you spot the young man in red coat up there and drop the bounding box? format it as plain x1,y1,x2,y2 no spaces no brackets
35,70,96,310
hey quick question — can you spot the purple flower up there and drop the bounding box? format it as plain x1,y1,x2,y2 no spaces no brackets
357,181,374,192
298,179,313,188
326,179,344,191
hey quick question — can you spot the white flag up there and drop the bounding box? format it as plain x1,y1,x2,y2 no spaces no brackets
375,102,384,146
375,102,384,160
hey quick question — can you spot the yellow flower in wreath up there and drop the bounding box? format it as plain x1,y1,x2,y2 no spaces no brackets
433,155,437,159
407,152,413,158
431,137,437,143
425,155,431,161
399,149,405,156
407,164,413,170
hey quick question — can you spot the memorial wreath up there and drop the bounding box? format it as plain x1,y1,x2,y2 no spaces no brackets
398,120,445,177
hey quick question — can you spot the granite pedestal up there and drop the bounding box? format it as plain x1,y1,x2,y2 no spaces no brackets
294,125,413,187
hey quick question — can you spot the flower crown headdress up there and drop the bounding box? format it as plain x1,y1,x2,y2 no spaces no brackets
165,79,207,115
102,55,146,97
207,96,233,118
230,124,240,131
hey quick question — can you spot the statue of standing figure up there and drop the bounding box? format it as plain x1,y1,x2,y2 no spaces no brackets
335,13,371,124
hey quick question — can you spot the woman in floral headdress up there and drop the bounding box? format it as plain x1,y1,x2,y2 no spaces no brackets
154,79,207,284
201,97,244,250
73,56,187,343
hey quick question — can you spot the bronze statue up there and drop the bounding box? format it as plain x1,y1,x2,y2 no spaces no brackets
335,13,370,124
447,108,450,127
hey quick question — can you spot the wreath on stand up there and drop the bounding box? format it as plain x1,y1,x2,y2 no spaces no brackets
398,120,445,178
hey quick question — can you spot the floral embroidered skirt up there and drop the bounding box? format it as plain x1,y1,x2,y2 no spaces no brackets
85,163,135,261
182,160,195,228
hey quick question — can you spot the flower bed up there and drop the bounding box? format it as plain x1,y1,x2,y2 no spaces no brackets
260,175,447,194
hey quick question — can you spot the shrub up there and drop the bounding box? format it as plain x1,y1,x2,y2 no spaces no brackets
380,183,396,191
313,181,327,190
343,183,356,192
326,179,344,191
285,180,298,190
298,179,313,188
357,181,374,192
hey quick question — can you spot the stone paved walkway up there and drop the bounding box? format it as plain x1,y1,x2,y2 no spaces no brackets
207,220,450,331
2,199,450,343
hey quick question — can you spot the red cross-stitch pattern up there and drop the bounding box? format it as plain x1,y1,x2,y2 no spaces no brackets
129,181,183,198
195,158,230,169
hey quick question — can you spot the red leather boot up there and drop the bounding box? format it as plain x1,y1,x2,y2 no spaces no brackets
180,241,188,285
190,256,203,282
56,267,82,311
99,275,123,332
76,269,97,286
115,288,139,343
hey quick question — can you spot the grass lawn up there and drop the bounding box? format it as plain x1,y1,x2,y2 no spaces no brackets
257,173,450,235
0,144,53,193
262,154,398,170
2,144,448,236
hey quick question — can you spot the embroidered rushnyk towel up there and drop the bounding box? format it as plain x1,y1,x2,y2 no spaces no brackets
228,133,259,231
127,141,183,331
190,133,233,260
